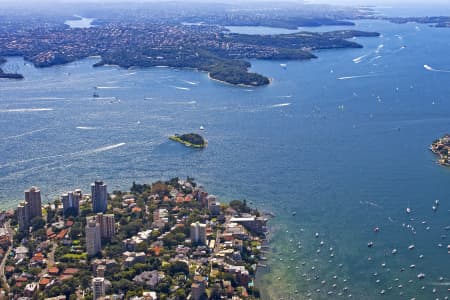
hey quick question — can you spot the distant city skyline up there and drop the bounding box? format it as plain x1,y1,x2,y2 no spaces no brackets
3,0,450,5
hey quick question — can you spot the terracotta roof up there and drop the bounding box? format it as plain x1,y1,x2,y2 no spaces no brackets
63,268,79,275
56,229,68,239
31,252,44,261
153,246,161,256
59,274,73,281
48,267,59,275
39,277,51,286
132,207,142,213
16,277,28,282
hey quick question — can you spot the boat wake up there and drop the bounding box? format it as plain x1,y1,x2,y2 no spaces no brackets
181,80,199,85
166,100,197,105
0,142,126,170
352,54,368,64
91,143,126,153
337,74,377,80
375,44,384,54
171,86,191,91
423,64,450,73
92,97,116,100
2,128,49,140
76,126,97,130
32,97,66,101
270,103,291,108
0,108,54,113
369,55,382,63
95,86,123,89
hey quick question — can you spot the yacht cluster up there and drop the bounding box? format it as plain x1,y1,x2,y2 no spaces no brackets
274,197,449,300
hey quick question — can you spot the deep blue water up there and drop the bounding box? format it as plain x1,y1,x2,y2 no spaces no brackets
1,19,450,299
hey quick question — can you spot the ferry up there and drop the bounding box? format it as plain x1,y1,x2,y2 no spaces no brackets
280,63,287,69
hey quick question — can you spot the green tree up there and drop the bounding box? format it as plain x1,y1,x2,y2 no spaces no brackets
169,261,189,276
30,216,45,231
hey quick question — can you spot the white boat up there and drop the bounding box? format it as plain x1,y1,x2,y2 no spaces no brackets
280,63,287,69
417,273,426,279
406,207,411,214
199,126,204,130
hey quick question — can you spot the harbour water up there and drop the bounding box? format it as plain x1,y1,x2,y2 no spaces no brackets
1,18,450,299
65,15,95,28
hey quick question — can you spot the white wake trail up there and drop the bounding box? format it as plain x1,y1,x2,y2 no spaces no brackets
0,108,54,113
424,64,450,73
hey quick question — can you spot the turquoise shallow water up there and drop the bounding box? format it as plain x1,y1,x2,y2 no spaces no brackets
0,19,450,299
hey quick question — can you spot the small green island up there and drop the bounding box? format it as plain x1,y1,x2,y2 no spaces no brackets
169,133,207,148
430,134,450,166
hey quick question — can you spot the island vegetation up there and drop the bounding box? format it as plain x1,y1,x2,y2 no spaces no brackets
170,133,207,148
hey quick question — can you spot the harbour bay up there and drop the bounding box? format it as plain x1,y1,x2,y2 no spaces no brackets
0,17,450,299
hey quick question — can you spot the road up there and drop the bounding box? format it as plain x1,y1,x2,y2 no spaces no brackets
38,241,57,277
0,221,13,292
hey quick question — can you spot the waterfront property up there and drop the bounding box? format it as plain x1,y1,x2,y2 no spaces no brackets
0,178,268,299
430,134,450,166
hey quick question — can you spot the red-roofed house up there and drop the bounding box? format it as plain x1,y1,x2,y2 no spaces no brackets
16,277,28,283
59,274,73,281
48,267,59,275
132,207,142,213
63,268,79,275
31,252,44,263
39,277,51,289
47,228,56,239
56,229,68,239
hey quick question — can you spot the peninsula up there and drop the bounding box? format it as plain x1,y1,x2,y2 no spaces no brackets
170,133,207,148
0,6,379,86
430,134,450,166
381,16,450,28
0,178,269,299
